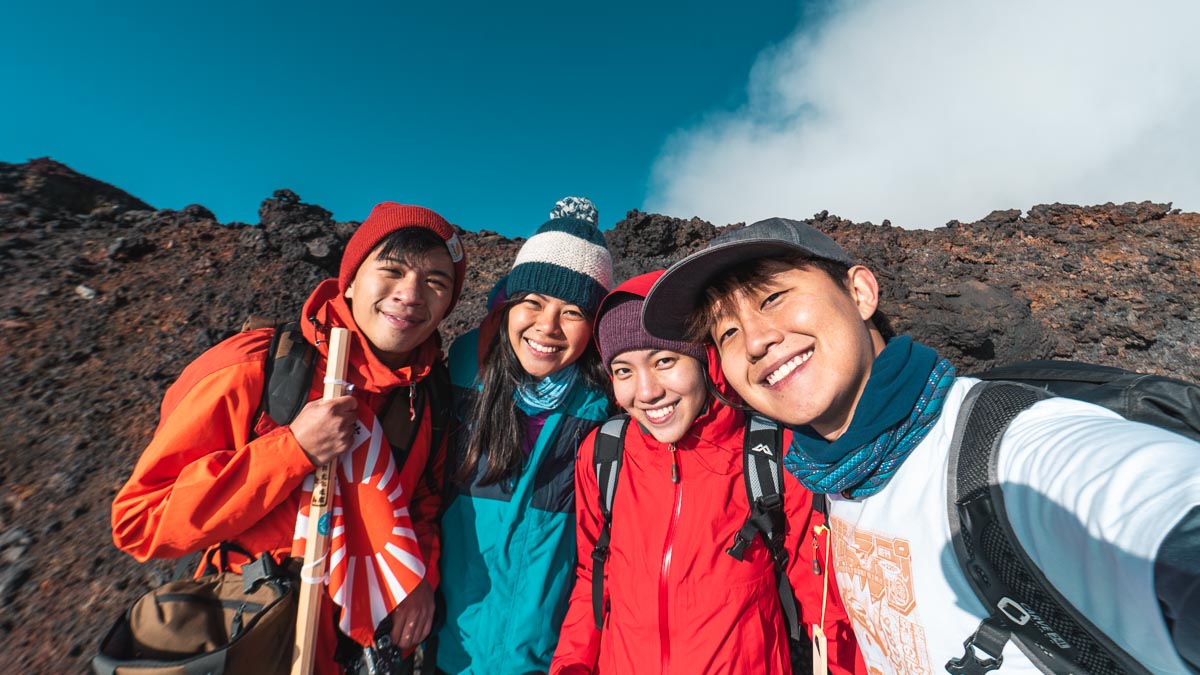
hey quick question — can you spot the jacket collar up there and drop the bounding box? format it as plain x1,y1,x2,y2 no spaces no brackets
300,279,440,395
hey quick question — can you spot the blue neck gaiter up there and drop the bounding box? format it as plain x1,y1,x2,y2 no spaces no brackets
783,337,956,498
514,363,580,415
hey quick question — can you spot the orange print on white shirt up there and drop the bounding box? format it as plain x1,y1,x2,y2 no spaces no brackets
829,516,931,675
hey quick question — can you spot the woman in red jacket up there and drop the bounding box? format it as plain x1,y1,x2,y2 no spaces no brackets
552,271,864,674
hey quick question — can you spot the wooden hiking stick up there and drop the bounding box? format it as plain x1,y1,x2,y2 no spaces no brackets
291,326,350,675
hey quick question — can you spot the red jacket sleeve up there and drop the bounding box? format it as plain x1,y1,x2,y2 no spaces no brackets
550,428,605,675
784,465,867,675
111,344,315,562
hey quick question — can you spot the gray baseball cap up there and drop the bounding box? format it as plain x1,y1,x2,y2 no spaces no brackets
641,217,854,340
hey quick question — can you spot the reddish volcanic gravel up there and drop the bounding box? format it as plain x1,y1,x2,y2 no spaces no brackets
1,158,1197,672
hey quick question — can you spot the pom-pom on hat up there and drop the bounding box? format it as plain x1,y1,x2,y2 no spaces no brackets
549,195,599,225
506,197,612,315
338,202,468,311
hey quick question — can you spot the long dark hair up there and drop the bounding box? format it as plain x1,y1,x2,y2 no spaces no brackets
457,292,610,486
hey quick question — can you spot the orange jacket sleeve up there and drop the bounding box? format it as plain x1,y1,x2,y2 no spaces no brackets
111,347,315,562
550,428,604,675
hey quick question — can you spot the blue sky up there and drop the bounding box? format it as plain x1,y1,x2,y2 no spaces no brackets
2,0,804,237
7,1,1198,236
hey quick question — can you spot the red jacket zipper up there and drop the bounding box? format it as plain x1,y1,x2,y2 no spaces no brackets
660,443,682,673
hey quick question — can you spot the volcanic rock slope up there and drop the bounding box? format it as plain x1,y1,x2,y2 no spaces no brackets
1,158,1198,672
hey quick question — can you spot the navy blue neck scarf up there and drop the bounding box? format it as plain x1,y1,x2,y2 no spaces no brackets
783,337,956,498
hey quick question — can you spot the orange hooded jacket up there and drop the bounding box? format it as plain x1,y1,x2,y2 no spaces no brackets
111,279,447,674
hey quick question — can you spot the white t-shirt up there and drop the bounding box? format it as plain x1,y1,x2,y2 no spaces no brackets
825,377,1199,674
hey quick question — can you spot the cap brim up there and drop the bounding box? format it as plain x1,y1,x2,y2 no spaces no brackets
642,238,815,341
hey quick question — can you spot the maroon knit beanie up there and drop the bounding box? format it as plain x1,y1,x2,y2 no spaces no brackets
338,202,467,311
595,294,707,370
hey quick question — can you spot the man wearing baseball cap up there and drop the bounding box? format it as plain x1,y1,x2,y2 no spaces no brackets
113,202,467,673
642,217,1199,674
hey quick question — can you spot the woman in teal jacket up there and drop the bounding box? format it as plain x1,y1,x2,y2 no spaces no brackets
437,198,614,674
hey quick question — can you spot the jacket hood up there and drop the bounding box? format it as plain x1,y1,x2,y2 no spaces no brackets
705,343,743,407
594,271,660,323
301,278,441,394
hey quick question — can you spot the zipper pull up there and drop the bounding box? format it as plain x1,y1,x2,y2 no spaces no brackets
669,443,679,483
812,525,827,575
409,384,417,421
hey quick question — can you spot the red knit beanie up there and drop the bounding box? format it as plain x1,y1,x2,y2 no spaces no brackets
338,202,467,311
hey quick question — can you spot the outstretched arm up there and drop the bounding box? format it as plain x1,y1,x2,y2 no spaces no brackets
1155,505,1200,672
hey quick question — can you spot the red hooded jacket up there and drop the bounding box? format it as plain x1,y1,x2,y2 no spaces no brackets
111,279,447,674
551,273,864,674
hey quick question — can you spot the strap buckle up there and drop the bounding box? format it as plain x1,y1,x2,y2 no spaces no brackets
591,545,609,563
946,620,1006,675
240,551,283,593
725,536,750,561
756,494,783,511
726,519,759,561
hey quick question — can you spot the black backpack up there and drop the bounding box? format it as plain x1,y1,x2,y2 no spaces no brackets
945,360,1200,675
589,412,803,648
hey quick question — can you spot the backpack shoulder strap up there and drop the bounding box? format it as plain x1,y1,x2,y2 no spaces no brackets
424,358,453,457
945,381,1151,675
728,412,785,559
591,415,629,630
376,358,454,476
974,359,1200,444
256,322,317,432
417,358,454,516
726,413,801,641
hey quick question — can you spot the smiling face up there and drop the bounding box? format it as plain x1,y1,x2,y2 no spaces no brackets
344,245,456,368
710,264,885,439
611,350,707,444
506,293,594,380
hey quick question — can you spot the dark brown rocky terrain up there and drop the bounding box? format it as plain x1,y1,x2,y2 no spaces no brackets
1,158,1197,672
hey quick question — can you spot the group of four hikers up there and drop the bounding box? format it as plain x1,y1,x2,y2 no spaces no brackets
111,197,1199,674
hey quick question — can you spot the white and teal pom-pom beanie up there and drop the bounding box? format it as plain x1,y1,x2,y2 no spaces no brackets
506,196,613,315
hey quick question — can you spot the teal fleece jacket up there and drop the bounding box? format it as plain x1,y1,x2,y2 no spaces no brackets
437,329,610,674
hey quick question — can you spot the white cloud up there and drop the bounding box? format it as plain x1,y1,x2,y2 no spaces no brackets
647,0,1200,228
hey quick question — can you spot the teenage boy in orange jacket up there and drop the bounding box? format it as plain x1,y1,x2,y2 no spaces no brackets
111,203,466,673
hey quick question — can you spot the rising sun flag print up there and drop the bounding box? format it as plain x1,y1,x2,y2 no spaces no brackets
292,410,426,645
